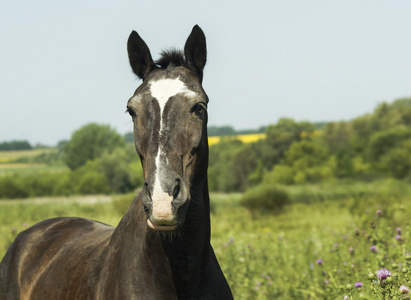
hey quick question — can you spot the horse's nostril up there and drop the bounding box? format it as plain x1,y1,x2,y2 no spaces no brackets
172,181,180,199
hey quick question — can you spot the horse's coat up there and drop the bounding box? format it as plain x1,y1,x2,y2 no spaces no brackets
0,25,233,299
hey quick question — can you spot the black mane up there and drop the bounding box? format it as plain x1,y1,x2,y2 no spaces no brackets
155,49,185,69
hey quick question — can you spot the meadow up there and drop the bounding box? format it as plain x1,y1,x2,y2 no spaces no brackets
1,180,411,299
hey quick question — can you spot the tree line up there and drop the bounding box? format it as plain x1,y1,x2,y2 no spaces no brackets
1,96,410,199
0,141,32,151
208,97,411,193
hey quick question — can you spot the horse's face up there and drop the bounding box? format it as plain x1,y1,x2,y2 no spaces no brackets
126,26,208,231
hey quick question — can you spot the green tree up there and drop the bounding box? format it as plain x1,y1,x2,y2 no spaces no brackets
208,139,244,192
63,123,126,170
258,118,316,170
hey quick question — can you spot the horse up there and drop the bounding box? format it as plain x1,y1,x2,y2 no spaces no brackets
0,25,233,300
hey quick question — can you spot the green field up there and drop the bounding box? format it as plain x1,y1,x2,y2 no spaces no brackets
0,148,56,162
1,181,411,299
0,148,68,175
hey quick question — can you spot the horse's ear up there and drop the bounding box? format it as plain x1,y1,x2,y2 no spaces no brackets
127,31,157,80
184,25,207,83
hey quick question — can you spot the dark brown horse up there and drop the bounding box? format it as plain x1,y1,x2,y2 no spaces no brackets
0,25,233,300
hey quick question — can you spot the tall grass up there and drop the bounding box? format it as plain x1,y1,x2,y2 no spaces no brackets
2,180,411,299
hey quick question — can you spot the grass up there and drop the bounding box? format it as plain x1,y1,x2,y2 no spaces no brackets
0,163,68,175
2,181,411,299
0,148,67,175
0,148,56,162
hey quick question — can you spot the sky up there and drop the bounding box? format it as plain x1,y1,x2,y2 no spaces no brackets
1,1,411,146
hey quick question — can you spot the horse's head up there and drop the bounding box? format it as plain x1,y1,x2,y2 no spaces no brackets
126,26,208,231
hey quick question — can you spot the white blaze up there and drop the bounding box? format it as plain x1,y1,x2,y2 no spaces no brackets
149,78,196,222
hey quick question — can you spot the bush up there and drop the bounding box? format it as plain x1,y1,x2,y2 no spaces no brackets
0,175,29,199
63,123,126,170
240,184,290,214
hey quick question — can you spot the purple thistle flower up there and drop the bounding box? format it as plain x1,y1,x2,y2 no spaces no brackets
316,259,323,265
377,269,391,282
395,235,401,240
397,227,402,235
370,245,377,252
354,282,363,288
349,247,354,254
324,280,330,285
400,285,410,294
377,210,382,216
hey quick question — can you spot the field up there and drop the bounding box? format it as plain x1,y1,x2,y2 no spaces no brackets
1,180,411,299
208,133,266,146
0,148,68,176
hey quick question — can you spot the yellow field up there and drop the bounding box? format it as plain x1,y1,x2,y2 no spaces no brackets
208,133,266,146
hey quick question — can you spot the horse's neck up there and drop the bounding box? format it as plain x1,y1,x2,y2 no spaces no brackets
107,178,211,295
161,178,211,294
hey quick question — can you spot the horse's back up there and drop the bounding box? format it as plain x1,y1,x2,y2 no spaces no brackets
0,217,114,300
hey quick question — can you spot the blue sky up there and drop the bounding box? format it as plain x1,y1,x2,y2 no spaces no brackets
1,1,411,145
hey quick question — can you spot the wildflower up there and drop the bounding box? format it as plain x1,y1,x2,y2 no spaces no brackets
370,222,376,229
370,246,377,252
334,243,338,248
395,235,401,240
397,227,402,235
349,247,354,254
354,282,363,288
377,269,391,284
324,280,330,285
400,285,410,294
355,228,360,236
377,210,382,216
316,259,323,265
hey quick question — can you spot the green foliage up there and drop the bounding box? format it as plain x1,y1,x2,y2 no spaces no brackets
208,125,237,136
379,140,411,179
262,118,316,169
264,140,336,184
208,139,245,192
0,140,32,151
240,184,290,214
368,127,411,164
96,147,135,193
321,121,353,154
63,123,126,170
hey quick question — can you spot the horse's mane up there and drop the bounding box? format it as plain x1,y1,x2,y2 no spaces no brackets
155,49,185,69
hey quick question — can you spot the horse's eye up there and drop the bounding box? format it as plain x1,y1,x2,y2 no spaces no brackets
192,103,206,116
126,107,137,118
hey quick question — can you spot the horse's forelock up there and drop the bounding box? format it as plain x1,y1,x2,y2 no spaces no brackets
155,49,185,69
